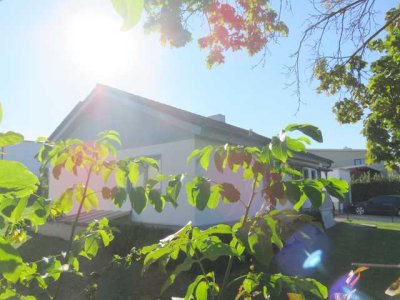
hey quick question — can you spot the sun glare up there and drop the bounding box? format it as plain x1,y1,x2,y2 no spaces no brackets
65,12,136,77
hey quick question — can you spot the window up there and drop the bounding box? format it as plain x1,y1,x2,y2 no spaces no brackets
311,170,317,179
302,168,319,179
354,158,365,165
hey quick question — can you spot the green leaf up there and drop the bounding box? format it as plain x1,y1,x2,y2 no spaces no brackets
148,189,165,213
259,146,272,165
187,146,214,170
195,281,209,299
74,185,91,212
101,166,113,184
200,145,213,170
46,259,62,281
142,246,172,273
247,227,273,266
270,136,288,162
115,168,126,188
103,132,122,145
264,215,283,249
86,189,99,210
112,0,144,30
284,181,302,203
285,136,306,152
0,160,39,200
187,149,202,164
282,166,303,177
303,180,325,208
128,162,140,185
83,236,99,259
113,188,127,208
98,230,111,247
165,174,184,207
293,194,309,211
308,278,328,298
24,196,50,226
284,124,323,143
243,273,261,293
321,178,348,201
202,224,232,235
0,237,23,283
186,177,211,211
161,257,195,294
201,241,238,261
129,186,147,214
9,197,28,223
56,189,74,213
185,275,206,300
138,157,159,171
208,184,222,209
0,131,24,147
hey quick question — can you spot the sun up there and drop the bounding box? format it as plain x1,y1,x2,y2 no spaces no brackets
64,12,136,77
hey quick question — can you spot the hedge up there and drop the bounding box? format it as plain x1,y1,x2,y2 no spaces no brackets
351,173,400,203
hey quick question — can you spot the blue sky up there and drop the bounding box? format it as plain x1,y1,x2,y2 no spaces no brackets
0,0,395,148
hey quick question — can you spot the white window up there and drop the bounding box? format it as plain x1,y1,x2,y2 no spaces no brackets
311,170,317,179
302,167,319,179
354,158,364,165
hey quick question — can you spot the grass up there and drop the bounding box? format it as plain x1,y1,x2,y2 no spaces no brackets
335,217,400,231
271,221,400,299
19,222,400,299
321,223,400,299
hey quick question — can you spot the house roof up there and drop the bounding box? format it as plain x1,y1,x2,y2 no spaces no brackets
338,164,381,172
49,84,332,168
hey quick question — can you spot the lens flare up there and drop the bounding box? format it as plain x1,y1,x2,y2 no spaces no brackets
303,250,323,269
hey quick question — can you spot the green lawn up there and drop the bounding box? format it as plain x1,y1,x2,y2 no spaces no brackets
319,223,400,299
336,217,400,231
19,222,400,299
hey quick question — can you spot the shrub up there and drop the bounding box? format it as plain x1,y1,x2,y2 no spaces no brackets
109,221,174,256
351,173,400,203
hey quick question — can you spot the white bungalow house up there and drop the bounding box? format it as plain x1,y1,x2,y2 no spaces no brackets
47,84,333,228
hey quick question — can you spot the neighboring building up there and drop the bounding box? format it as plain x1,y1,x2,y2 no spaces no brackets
309,148,388,212
48,84,333,227
308,148,386,178
1,141,41,175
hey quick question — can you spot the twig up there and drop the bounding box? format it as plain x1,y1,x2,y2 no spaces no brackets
352,262,400,269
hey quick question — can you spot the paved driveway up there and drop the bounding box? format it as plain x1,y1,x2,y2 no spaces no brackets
336,213,400,223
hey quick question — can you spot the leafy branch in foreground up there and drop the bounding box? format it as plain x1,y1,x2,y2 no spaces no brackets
0,108,185,299
121,123,347,299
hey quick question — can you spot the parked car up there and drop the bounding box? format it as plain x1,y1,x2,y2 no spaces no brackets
352,195,400,216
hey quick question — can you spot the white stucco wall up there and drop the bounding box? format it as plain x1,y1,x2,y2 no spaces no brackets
328,168,352,211
2,141,41,175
